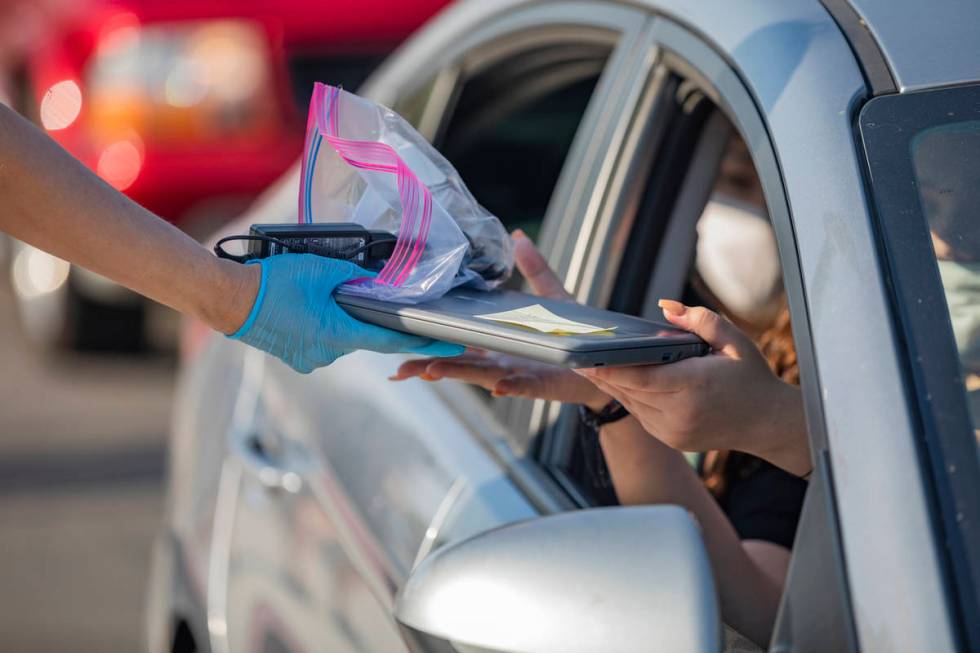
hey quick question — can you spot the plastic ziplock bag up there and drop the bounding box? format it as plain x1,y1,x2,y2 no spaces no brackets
299,83,513,303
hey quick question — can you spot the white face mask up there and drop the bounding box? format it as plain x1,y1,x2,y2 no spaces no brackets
937,259,980,373
695,194,783,327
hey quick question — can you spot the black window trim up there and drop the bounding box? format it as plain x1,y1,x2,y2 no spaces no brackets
859,84,980,652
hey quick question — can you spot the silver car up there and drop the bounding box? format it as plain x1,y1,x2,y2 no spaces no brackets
147,0,980,651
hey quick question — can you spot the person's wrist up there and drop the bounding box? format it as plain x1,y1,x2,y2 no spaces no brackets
749,382,812,477
199,257,261,335
584,391,614,413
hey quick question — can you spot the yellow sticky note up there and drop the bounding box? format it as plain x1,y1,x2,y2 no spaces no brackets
475,304,616,335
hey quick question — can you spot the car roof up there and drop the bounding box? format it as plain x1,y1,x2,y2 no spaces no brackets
632,0,980,95
426,0,979,97
847,0,980,92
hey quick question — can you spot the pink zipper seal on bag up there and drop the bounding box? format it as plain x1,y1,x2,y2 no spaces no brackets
299,83,434,288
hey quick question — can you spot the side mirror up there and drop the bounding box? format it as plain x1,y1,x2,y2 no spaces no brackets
395,505,720,653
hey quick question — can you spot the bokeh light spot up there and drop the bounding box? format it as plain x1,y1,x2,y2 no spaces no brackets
12,247,70,299
40,80,82,131
97,140,143,190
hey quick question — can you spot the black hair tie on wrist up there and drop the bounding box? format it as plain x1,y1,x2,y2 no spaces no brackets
579,399,630,429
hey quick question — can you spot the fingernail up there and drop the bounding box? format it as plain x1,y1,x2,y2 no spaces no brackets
658,299,687,317
493,383,516,397
512,229,526,239
387,375,402,381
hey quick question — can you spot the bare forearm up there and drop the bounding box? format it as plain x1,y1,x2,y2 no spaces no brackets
0,104,256,333
600,417,785,645
749,383,812,477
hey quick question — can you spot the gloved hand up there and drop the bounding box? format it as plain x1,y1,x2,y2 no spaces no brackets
229,253,463,373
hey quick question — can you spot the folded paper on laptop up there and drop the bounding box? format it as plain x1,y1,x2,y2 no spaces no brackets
475,304,616,335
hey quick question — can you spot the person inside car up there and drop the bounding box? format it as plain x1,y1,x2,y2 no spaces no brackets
391,138,811,645
580,138,812,479
0,103,463,371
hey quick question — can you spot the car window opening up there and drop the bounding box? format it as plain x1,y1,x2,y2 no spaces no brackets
399,42,612,431
438,43,611,244
552,89,809,648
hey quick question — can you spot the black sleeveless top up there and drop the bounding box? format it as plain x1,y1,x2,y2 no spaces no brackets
579,425,807,550
701,451,808,549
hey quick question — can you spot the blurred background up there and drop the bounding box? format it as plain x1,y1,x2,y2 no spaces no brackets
0,0,446,649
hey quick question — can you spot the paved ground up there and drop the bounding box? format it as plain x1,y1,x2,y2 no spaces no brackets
0,259,176,652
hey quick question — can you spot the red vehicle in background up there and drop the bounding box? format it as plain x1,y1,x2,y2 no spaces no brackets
10,0,449,349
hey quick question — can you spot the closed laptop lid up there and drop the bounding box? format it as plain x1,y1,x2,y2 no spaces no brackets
337,287,705,354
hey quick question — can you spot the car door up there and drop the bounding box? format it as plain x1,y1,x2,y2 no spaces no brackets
215,4,655,653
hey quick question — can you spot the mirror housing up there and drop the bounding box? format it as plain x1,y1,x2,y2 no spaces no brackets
396,505,720,653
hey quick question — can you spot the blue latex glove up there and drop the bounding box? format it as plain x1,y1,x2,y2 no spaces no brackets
229,253,463,373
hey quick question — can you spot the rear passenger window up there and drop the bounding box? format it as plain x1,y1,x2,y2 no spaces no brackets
395,43,609,244
390,42,613,456
436,45,608,241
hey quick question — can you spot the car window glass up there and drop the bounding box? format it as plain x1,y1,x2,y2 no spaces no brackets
860,86,980,651
391,76,439,132
912,121,980,445
436,44,609,244
289,54,388,112
394,43,613,458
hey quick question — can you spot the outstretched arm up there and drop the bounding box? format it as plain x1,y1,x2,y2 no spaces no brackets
0,102,257,333
0,104,462,371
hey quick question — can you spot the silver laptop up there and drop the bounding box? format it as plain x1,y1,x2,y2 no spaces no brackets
338,288,708,368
